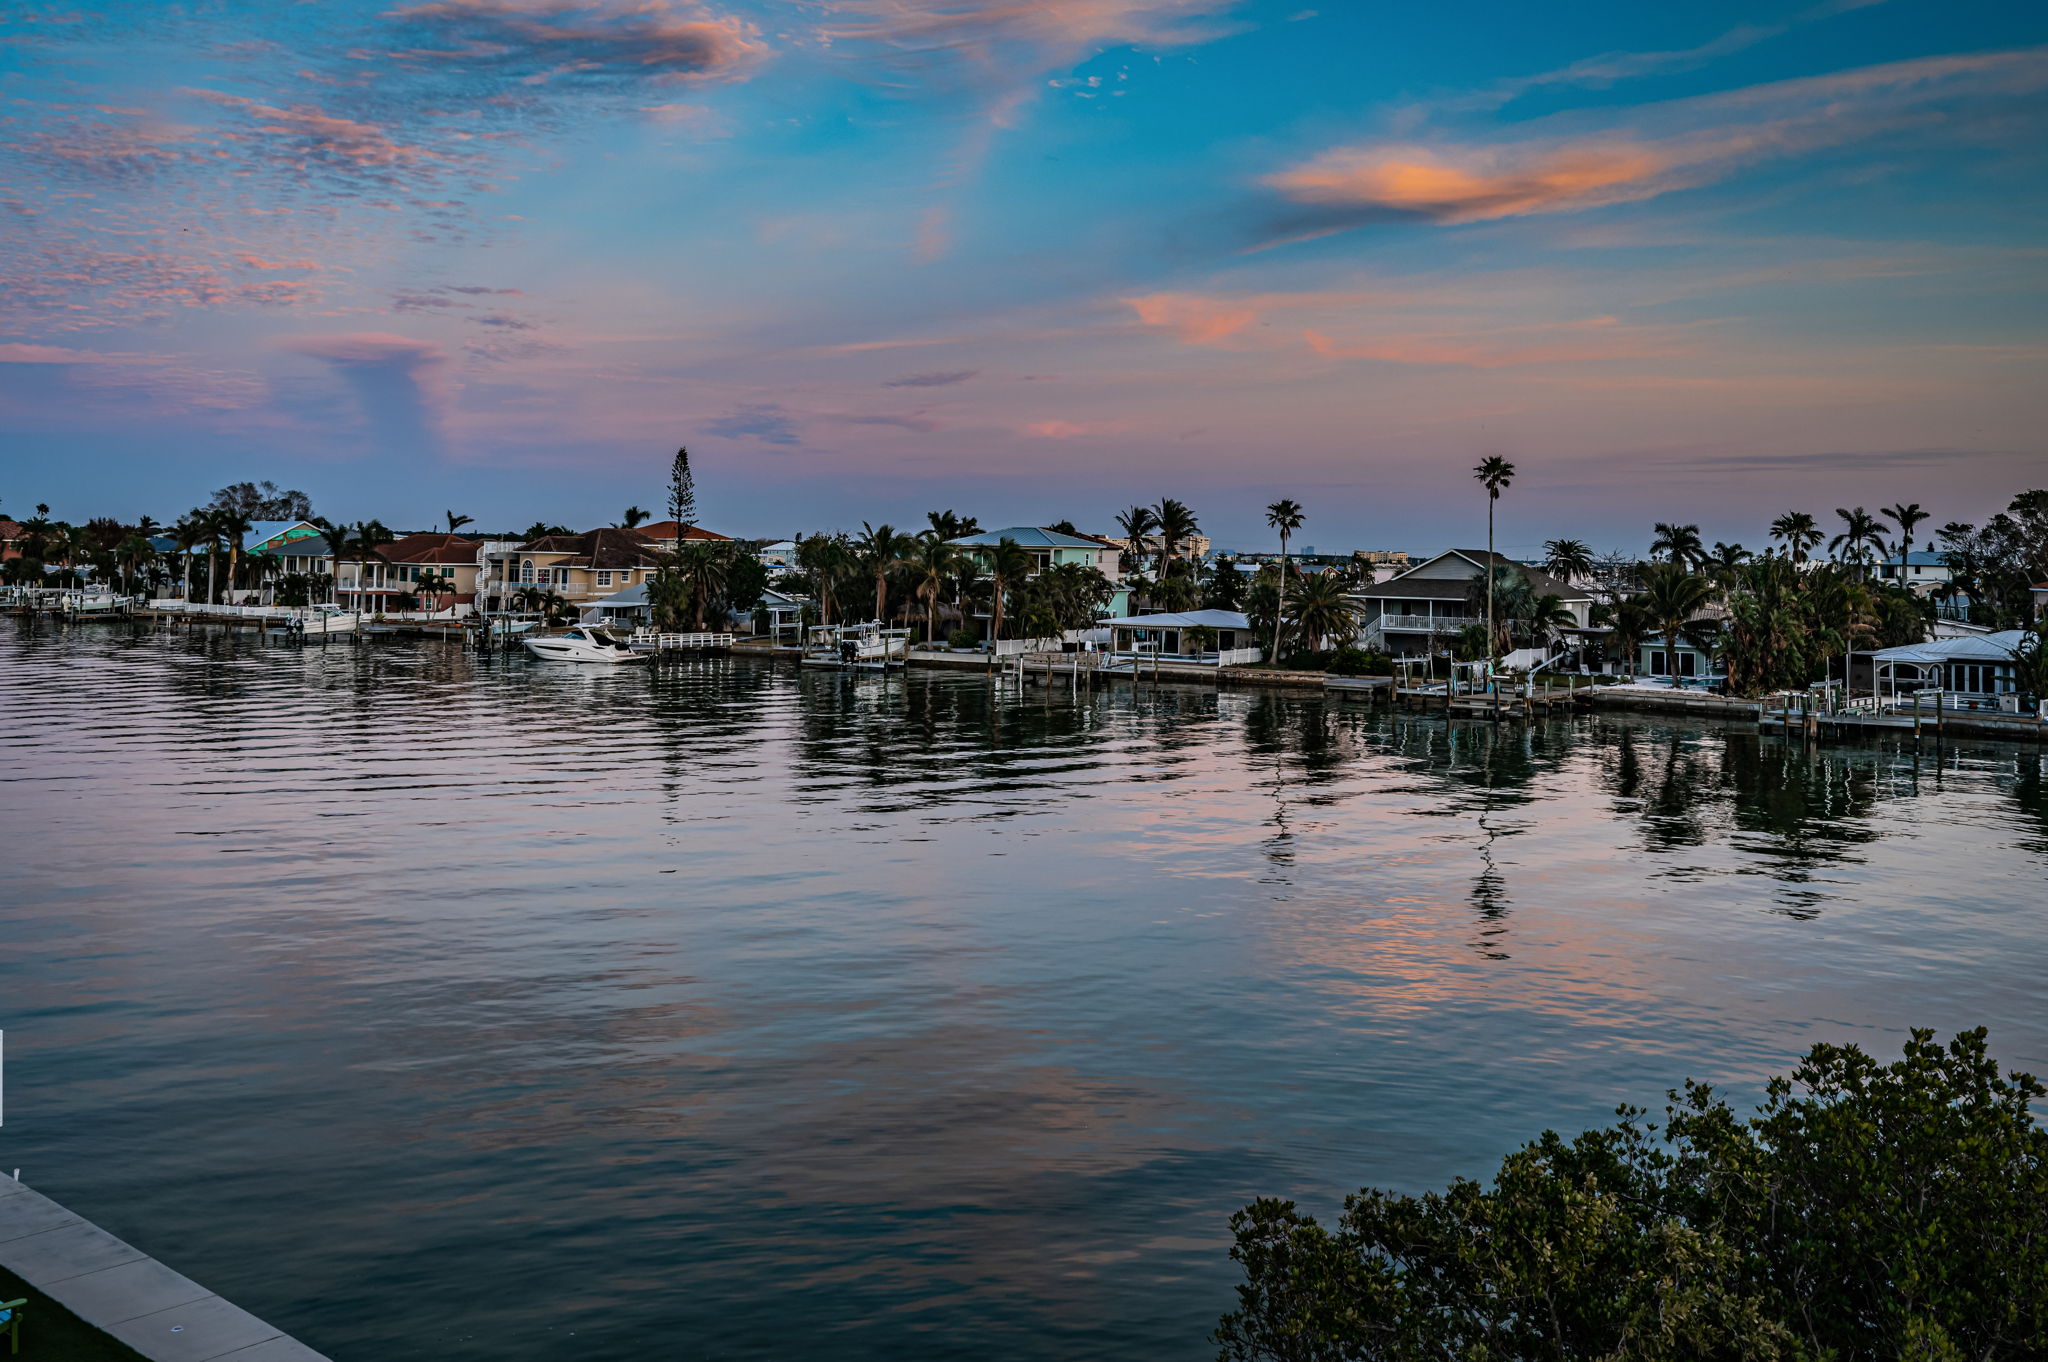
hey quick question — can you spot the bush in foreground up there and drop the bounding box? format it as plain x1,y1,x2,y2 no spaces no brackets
1217,1029,2045,1361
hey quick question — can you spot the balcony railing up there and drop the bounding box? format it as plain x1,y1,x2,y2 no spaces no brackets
1369,613,1477,633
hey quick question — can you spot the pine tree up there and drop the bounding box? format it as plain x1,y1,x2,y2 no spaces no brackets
668,447,697,529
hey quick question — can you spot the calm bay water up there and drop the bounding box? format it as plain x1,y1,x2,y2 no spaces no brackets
2,622,2045,1359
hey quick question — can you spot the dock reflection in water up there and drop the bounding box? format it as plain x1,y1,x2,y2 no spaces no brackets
1,623,2043,1360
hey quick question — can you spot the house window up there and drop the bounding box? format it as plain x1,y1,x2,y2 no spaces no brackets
520,560,535,584
597,570,612,587
556,568,572,586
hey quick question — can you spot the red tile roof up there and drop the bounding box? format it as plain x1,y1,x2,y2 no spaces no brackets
636,521,731,542
520,527,663,569
382,532,482,565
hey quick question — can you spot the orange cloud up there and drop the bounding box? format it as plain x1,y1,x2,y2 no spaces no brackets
1268,45,2048,226
1271,143,1667,223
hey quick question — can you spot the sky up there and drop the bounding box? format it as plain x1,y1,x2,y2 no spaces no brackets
3,0,2045,554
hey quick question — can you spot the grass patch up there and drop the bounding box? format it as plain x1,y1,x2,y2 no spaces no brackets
0,1265,149,1361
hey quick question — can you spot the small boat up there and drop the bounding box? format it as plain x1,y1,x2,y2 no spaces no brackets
800,621,911,669
523,626,648,664
286,605,360,636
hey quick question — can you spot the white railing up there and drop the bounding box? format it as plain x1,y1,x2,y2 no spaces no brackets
629,630,735,650
990,636,1068,656
1214,646,1264,666
1371,614,1476,633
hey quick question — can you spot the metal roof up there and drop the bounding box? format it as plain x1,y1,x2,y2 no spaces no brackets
1098,609,1251,629
948,526,1106,549
1867,630,2030,665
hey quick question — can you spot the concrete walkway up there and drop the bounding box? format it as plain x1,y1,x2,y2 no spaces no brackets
0,1174,329,1361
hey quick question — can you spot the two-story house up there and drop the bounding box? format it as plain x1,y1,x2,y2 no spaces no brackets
946,526,1130,620
1352,549,1594,658
500,528,665,609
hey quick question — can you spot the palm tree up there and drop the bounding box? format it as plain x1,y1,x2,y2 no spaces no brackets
908,533,964,643
323,519,394,611
856,522,911,622
1649,521,1705,571
1287,571,1355,652
1768,510,1824,564
1521,594,1578,652
1830,506,1886,575
617,506,651,529
987,537,1033,642
445,510,475,535
926,509,980,540
1114,504,1158,575
1472,456,1516,668
1154,497,1200,573
1264,497,1306,663
212,507,254,604
1706,542,1750,586
1638,562,1717,683
1881,501,1929,577
1542,538,1594,583
676,540,732,629
170,514,207,601
795,532,855,625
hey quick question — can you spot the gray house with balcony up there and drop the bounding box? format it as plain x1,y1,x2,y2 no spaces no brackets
1351,549,1595,658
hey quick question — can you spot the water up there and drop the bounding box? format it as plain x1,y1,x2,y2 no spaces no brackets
2,622,2044,1360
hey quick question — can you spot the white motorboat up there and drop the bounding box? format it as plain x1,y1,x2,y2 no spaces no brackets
799,621,911,669
287,604,360,636
523,626,648,664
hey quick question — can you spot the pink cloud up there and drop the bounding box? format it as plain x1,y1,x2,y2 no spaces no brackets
384,0,766,85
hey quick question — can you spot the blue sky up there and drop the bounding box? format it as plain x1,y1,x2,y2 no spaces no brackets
2,0,2044,554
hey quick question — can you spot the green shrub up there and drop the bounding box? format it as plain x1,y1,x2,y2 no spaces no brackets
1327,646,1389,677
1218,1029,2046,1361
947,627,981,649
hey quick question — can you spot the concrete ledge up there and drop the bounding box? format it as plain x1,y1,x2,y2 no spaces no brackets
0,1177,329,1362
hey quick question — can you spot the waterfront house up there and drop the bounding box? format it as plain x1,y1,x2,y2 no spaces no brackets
758,539,799,568
1100,609,1258,662
947,526,1131,621
1864,631,2030,704
501,528,664,609
1352,550,1594,658
328,533,482,613
380,532,485,607
253,530,337,600
245,521,325,556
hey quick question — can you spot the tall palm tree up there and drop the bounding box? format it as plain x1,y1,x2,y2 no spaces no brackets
170,514,207,601
617,506,651,529
1265,498,1306,663
1768,510,1823,565
1829,506,1886,575
1114,504,1158,575
1153,498,1200,574
856,522,911,622
1881,501,1929,576
987,537,1033,642
794,533,855,625
213,507,254,603
1638,562,1717,683
444,510,475,535
908,533,964,643
1472,456,1516,669
1649,521,1705,570
1542,538,1594,583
